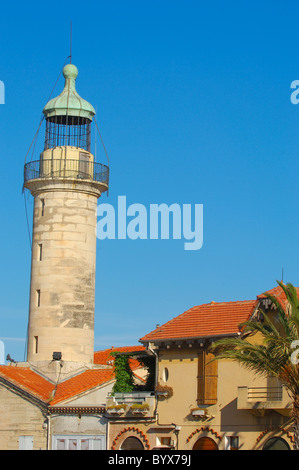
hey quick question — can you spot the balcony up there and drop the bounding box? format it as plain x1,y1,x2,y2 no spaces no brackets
105,392,156,419
237,386,292,416
23,159,109,193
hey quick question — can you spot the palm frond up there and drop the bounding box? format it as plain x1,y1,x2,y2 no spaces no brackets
211,282,299,389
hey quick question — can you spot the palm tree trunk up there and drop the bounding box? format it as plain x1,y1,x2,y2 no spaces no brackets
293,401,299,450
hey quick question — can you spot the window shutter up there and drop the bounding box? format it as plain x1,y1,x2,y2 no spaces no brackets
204,352,218,404
197,351,218,405
197,350,205,404
19,436,33,450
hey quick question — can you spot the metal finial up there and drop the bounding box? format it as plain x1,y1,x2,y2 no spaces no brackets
70,21,72,64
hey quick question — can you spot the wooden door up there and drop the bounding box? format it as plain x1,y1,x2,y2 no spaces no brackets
192,437,218,450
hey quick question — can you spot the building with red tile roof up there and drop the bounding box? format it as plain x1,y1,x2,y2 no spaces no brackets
140,299,258,345
0,365,54,403
257,285,299,309
0,345,146,407
0,345,148,450
140,283,298,349
119,284,294,452
1,283,297,450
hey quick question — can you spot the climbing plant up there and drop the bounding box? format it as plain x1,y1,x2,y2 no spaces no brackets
110,351,156,394
110,352,134,394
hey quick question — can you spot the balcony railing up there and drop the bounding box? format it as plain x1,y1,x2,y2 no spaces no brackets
247,387,283,401
24,159,109,187
106,392,156,418
238,386,291,415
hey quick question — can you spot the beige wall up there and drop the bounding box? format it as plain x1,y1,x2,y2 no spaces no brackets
154,346,293,450
0,383,47,450
0,380,110,450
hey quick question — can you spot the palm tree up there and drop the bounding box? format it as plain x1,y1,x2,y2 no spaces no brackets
210,281,299,450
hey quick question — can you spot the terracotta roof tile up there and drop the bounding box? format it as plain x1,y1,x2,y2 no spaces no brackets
50,369,115,405
140,300,258,343
257,285,299,308
0,366,54,402
94,345,145,370
0,346,146,406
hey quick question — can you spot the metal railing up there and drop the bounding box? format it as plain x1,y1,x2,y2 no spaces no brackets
24,159,109,186
247,387,283,402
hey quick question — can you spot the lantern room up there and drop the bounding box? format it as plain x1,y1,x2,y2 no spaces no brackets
43,63,95,152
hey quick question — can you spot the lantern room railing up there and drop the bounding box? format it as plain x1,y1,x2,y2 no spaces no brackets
24,159,109,187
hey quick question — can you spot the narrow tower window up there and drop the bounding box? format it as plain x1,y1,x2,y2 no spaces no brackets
38,243,43,261
36,289,41,307
34,336,38,354
41,198,45,216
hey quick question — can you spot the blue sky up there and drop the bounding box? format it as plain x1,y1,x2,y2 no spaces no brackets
0,1,299,361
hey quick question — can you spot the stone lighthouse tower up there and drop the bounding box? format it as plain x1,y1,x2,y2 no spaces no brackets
23,63,109,377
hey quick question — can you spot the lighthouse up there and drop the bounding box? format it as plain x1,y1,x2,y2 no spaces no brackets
23,63,109,378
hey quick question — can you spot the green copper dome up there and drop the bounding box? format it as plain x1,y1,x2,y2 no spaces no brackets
43,64,96,121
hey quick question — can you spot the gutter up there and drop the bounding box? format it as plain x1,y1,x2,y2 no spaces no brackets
140,332,241,347
46,414,51,450
147,344,159,419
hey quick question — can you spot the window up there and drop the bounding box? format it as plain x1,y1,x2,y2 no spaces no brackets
38,243,43,261
34,336,38,354
161,437,171,446
36,289,41,307
197,351,218,405
53,435,105,451
41,198,45,216
162,367,169,382
19,436,33,450
155,436,172,449
121,437,144,450
226,436,239,450
263,437,290,450
78,152,90,178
